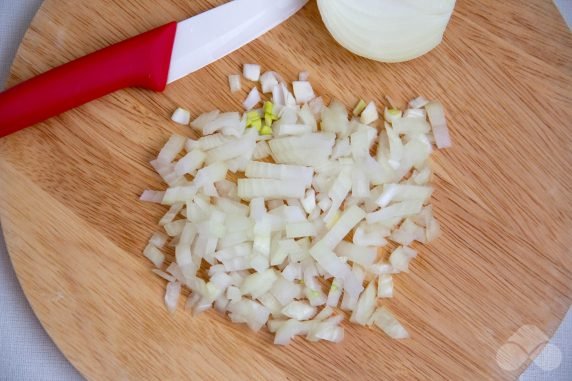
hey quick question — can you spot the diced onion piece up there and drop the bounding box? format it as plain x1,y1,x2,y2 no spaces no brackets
335,241,377,267
404,108,426,119
321,100,349,137
260,71,279,93
191,110,220,132
319,205,366,249
149,232,169,249
171,107,191,125
162,186,198,205
301,189,316,214
413,166,432,185
350,281,376,325
286,221,317,238
353,223,388,247
281,301,317,320
372,307,410,339
389,246,418,273
140,190,165,203
384,107,403,123
392,118,431,136
359,101,379,125
385,123,403,169
152,269,176,282
174,149,206,176
271,276,302,305
157,134,186,164
367,200,424,223
228,74,241,93
246,161,313,187
144,244,165,268
277,124,313,136
238,179,307,200
228,299,270,331
164,281,181,313
240,269,278,299
243,63,261,81
390,219,426,245
243,87,261,110
425,101,452,149
274,319,311,345
327,278,343,307
377,274,393,298
292,81,315,104
352,99,366,116
376,184,433,207
298,71,309,81
252,141,272,160
409,96,429,109
203,112,241,136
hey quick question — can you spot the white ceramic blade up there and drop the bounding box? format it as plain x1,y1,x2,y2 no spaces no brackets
167,0,308,83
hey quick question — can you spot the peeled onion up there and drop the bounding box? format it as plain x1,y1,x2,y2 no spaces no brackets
317,0,456,62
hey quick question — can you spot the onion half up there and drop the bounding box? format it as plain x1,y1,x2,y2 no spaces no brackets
317,0,456,62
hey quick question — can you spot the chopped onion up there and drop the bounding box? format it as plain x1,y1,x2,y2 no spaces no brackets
286,221,318,238
140,190,165,204
367,200,424,223
372,307,409,339
389,246,418,273
281,301,317,321
245,161,313,187
191,110,220,132
203,112,241,136
384,108,403,123
425,101,452,149
171,107,191,125
157,134,186,164
243,63,261,81
228,74,241,93
292,81,315,104
238,179,307,200
359,101,379,125
409,96,430,109
243,87,261,110
350,281,376,325
164,281,181,313
376,184,433,207
377,274,393,298
336,241,377,267
149,232,169,249
274,319,311,345
144,244,165,268
141,67,448,346
174,149,206,176
240,269,278,299
260,71,279,93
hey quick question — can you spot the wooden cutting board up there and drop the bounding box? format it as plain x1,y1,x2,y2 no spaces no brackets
1,0,571,380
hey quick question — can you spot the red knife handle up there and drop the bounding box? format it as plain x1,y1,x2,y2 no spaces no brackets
0,21,177,138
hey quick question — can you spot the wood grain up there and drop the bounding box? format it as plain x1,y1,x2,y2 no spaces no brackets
1,0,571,380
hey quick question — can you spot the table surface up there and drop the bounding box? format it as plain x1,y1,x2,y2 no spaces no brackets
0,1,570,380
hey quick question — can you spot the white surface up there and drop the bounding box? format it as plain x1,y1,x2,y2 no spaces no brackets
0,1,570,380
167,0,308,83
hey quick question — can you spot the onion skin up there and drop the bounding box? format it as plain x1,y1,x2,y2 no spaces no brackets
317,0,456,63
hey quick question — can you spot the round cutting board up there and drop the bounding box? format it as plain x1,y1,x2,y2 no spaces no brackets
1,1,571,380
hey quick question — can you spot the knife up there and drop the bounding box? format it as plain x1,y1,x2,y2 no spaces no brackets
0,0,308,138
